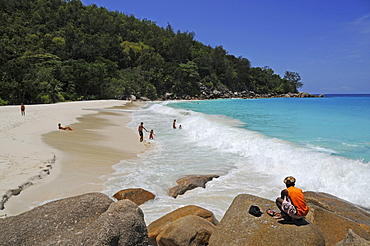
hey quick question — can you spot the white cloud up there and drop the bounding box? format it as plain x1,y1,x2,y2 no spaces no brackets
350,14,370,35
347,13,370,51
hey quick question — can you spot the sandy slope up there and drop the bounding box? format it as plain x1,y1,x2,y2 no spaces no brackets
0,100,147,217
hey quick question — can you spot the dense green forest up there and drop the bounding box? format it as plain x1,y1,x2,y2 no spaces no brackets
0,0,303,105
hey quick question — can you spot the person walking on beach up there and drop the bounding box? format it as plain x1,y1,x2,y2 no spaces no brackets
270,176,309,220
138,122,148,142
20,103,25,116
149,129,155,139
58,123,73,131
173,119,177,129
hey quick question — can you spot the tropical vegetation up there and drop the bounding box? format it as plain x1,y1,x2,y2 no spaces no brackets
0,0,303,105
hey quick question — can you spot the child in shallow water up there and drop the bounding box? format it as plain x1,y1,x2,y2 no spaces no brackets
149,129,155,139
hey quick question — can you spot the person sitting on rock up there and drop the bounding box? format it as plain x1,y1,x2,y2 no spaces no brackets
274,176,309,220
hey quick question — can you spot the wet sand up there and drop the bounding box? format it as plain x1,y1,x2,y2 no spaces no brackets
0,100,148,217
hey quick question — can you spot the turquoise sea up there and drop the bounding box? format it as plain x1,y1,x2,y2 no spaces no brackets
103,94,370,224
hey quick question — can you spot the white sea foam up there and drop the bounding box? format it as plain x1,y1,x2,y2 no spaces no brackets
102,102,370,224
305,143,338,154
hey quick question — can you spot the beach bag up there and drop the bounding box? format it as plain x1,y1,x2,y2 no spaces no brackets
281,196,297,216
248,205,263,217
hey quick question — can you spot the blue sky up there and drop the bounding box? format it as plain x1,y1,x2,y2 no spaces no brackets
81,0,370,94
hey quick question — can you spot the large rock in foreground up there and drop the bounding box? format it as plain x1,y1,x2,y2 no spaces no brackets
0,192,148,246
304,191,370,226
304,191,370,246
72,199,148,246
156,215,216,246
336,229,370,246
209,194,325,246
147,205,218,245
0,193,112,245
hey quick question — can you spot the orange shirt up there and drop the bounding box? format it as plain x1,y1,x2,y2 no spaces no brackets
287,186,309,216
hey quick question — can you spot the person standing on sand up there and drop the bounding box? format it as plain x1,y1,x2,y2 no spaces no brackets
138,122,148,142
270,176,309,220
149,129,155,139
173,119,176,129
58,123,73,131
20,103,25,116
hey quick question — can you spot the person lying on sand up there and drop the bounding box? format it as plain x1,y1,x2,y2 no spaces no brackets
58,123,73,131
267,176,309,220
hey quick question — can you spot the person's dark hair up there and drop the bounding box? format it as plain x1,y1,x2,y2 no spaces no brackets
284,176,296,187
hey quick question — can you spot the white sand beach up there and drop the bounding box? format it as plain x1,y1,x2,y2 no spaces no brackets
0,100,148,217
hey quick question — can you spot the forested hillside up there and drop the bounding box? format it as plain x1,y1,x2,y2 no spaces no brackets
0,0,303,105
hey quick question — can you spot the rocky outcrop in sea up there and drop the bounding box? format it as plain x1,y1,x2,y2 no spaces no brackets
168,175,219,198
157,83,324,101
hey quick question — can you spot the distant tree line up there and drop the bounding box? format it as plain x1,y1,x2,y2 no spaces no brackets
0,0,303,105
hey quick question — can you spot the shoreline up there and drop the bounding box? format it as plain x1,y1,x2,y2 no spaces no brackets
0,100,148,217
